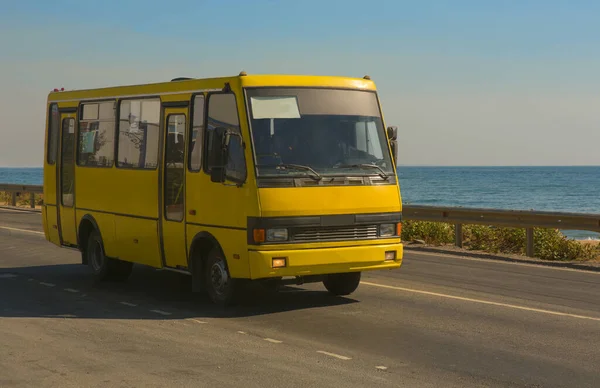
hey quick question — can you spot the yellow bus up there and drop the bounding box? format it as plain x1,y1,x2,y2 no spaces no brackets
42,72,403,305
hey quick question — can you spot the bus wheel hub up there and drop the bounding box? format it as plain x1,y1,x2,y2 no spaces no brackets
210,260,228,294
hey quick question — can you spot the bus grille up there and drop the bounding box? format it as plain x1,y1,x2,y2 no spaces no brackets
291,225,379,242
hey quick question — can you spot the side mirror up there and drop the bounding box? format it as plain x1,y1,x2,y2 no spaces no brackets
208,127,229,183
386,126,397,141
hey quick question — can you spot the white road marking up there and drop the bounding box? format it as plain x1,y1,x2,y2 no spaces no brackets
264,338,283,344
150,309,172,316
361,281,600,322
237,331,247,334
120,302,137,307
39,282,55,287
409,249,600,275
64,288,79,293
0,226,44,235
0,208,39,214
188,319,207,324
0,208,24,213
376,366,388,371
316,351,352,360
0,274,18,279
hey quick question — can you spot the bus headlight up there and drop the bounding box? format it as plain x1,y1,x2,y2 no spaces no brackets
379,224,396,237
266,228,289,242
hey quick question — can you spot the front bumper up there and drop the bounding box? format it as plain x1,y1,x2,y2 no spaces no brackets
248,242,403,279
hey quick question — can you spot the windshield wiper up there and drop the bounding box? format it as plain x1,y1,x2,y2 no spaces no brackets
334,163,389,180
259,163,322,181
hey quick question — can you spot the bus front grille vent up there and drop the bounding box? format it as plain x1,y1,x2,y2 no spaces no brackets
291,225,379,242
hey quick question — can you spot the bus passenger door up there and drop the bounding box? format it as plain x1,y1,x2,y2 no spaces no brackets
161,108,188,268
58,113,77,246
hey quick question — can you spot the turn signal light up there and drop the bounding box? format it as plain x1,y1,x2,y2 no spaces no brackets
253,229,265,243
272,257,287,268
385,251,396,261
396,223,402,236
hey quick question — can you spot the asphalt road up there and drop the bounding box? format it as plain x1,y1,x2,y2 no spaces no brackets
1,208,599,387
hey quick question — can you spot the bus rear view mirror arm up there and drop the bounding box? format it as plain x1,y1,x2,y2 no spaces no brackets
387,126,397,140
387,126,398,166
208,127,229,183
209,127,243,184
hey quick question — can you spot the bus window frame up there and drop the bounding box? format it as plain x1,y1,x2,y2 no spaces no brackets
75,98,118,169
188,93,206,173
46,103,60,165
163,112,187,223
115,95,163,171
60,116,77,208
202,91,247,184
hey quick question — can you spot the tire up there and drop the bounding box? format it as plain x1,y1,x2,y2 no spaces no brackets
204,247,241,306
86,229,133,282
323,272,361,296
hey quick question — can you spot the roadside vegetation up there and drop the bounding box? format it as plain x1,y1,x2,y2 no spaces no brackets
0,192,44,207
402,220,600,261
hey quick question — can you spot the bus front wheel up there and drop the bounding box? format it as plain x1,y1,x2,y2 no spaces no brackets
204,247,241,306
323,272,361,296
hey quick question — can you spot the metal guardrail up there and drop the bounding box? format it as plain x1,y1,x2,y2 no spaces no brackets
0,183,44,209
403,205,600,257
1,184,599,257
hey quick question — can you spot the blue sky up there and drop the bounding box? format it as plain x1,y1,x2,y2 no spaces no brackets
2,0,600,166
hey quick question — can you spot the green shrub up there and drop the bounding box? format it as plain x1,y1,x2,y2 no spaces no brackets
401,220,453,245
0,191,43,207
0,191,13,205
402,220,599,261
533,228,598,261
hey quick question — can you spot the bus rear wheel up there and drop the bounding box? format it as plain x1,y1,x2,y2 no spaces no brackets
86,229,133,282
323,272,361,296
204,247,241,306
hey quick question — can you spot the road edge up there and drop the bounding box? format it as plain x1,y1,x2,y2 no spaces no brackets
0,205,41,213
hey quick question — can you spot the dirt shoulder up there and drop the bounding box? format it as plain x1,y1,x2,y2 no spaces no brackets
404,242,600,272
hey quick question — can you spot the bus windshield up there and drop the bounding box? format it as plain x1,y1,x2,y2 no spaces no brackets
246,88,394,179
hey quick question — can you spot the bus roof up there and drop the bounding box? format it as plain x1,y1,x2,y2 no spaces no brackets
47,73,377,103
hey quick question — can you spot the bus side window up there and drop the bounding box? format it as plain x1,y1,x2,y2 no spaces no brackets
77,101,116,167
205,93,246,183
189,94,205,172
117,99,161,169
165,114,186,221
47,104,60,164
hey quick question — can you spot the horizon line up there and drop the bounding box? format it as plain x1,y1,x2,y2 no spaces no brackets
1,164,600,169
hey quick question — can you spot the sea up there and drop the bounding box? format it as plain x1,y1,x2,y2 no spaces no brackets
1,166,599,240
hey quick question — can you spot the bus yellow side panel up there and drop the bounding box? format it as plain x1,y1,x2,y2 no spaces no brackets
114,216,162,268
43,165,58,207
43,160,59,246
185,82,256,279
186,224,250,279
41,205,49,239
75,168,159,219
43,205,60,245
